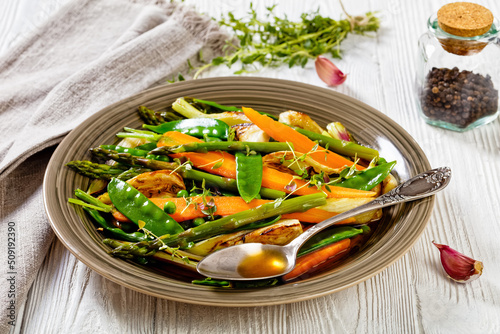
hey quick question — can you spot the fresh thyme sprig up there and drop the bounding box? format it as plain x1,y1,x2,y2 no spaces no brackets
194,4,380,78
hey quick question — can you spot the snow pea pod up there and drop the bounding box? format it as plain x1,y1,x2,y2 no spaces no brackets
83,207,148,242
235,152,262,203
107,178,184,236
142,118,229,139
298,226,368,257
336,161,397,191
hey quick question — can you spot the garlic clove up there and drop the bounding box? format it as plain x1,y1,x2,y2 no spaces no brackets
433,241,483,283
315,56,347,86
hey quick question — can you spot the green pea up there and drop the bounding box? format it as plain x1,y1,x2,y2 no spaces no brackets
177,190,189,198
190,192,200,197
163,201,177,214
192,218,206,226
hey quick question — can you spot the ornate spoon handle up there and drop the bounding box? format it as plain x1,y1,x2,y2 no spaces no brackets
287,167,452,250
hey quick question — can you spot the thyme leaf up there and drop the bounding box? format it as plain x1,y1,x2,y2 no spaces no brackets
194,4,380,78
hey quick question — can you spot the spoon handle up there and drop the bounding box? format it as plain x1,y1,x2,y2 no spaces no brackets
287,167,451,251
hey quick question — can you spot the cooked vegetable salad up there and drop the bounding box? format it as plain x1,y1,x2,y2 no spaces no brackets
67,97,397,287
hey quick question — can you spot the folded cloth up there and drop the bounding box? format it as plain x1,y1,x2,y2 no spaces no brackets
0,0,230,332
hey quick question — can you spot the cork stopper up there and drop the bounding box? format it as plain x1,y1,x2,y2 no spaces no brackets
437,2,493,37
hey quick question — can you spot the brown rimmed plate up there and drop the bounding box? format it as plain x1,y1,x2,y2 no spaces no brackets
43,77,433,306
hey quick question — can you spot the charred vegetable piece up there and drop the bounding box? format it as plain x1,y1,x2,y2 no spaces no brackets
188,218,298,256
143,118,230,139
236,152,262,203
279,110,324,134
232,123,270,142
335,161,397,191
125,170,185,199
107,178,184,236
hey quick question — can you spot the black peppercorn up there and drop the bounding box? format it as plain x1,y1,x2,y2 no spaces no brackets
420,67,498,128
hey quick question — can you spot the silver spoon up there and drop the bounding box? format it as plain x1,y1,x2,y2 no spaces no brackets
197,167,451,281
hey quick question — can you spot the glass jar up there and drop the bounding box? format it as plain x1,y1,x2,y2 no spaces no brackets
416,2,500,132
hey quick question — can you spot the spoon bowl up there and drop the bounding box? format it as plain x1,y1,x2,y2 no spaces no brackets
197,167,451,281
196,243,296,280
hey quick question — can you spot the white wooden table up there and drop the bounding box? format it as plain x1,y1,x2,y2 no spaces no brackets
3,0,500,333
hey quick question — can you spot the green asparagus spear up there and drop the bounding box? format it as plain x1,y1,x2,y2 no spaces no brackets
151,141,292,155
137,106,184,125
103,238,201,268
293,128,379,161
107,193,327,258
66,161,128,180
66,160,153,181
103,238,159,258
90,148,180,170
116,167,153,180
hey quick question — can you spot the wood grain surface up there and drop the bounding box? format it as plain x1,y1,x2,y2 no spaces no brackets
2,0,500,333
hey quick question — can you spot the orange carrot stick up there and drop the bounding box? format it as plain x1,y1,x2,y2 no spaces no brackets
170,151,237,178
171,152,375,198
149,196,355,223
112,210,131,223
261,166,374,198
284,209,355,224
150,196,266,222
157,131,203,147
282,238,351,281
242,107,364,170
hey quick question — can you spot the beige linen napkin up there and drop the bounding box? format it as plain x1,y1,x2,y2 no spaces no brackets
0,1,229,332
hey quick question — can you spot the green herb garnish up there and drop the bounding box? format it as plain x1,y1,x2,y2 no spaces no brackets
194,4,379,78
